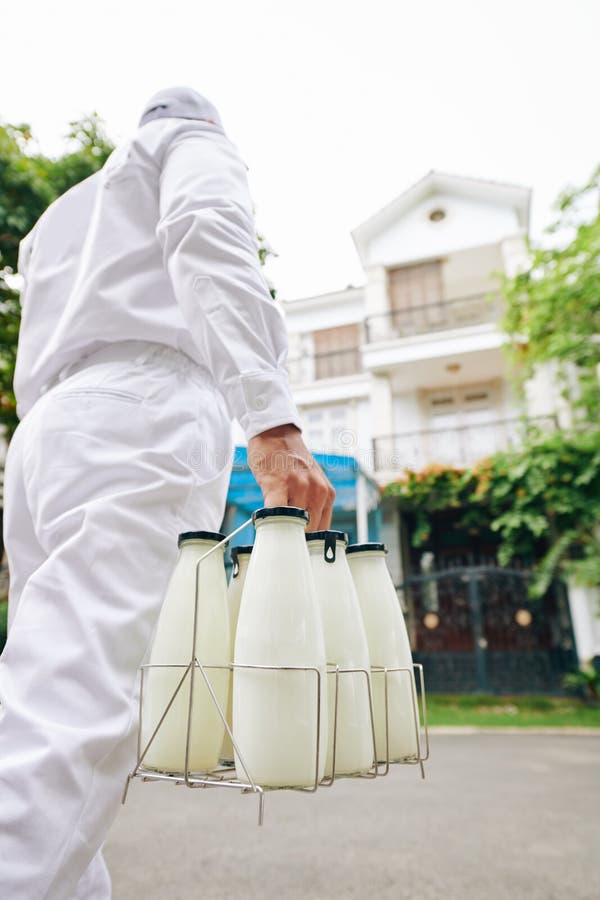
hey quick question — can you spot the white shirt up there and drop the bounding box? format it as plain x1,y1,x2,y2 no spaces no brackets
14,117,301,439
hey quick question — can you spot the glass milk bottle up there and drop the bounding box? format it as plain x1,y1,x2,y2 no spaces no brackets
347,543,418,763
233,507,328,788
220,545,253,766
306,532,374,777
141,531,230,774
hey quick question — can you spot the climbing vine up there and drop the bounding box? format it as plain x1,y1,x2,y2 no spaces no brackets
383,428,600,597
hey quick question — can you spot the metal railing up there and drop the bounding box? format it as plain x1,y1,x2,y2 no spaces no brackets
286,293,503,382
372,415,558,471
287,346,363,383
364,292,501,343
398,567,576,694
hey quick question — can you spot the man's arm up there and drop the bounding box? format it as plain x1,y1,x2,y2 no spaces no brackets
155,122,334,528
16,226,36,297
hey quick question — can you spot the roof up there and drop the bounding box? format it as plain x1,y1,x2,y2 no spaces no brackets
281,283,364,311
351,170,532,264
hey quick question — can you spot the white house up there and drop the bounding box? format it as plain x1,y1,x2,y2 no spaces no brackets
283,171,562,472
280,171,599,672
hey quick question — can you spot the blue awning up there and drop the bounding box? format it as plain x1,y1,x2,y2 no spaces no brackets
227,446,380,516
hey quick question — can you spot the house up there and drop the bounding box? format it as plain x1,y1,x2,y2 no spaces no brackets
279,171,597,691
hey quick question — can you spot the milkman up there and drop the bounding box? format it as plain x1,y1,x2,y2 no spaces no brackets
0,86,334,900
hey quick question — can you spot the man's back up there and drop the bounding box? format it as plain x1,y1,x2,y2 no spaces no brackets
14,118,244,420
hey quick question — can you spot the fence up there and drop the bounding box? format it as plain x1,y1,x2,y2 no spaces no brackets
399,566,577,694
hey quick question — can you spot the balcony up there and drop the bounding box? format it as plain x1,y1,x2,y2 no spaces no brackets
287,346,363,383
372,416,558,472
364,293,501,344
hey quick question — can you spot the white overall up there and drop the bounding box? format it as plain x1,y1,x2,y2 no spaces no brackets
1,93,300,898
0,340,233,899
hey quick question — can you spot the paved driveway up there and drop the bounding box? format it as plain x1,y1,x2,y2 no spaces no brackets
105,734,600,900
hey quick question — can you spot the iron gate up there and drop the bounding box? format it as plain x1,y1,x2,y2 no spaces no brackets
399,567,578,694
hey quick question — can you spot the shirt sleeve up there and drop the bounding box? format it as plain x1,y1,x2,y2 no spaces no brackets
155,122,302,440
16,226,37,300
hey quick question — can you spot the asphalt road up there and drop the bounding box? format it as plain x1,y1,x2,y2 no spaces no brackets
104,734,600,900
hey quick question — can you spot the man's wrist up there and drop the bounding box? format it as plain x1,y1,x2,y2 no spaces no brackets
252,423,301,440
233,369,302,441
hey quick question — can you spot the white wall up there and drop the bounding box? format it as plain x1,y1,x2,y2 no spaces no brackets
523,363,562,422
568,583,600,663
501,235,531,278
283,288,365,336
393,391,421,434
355,397,374,469
381,505,403,585
442,243,504,299
365,193,522,270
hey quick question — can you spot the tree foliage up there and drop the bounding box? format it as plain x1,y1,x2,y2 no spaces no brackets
0,112,114,439
384,428,600,597
501,164,600,420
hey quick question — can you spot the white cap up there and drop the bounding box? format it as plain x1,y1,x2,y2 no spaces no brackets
138,86,224,133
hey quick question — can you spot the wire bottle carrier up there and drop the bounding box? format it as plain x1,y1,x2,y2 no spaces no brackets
122,519,429,824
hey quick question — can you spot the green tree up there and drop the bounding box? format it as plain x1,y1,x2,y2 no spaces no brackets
384,428,600,597
500,164,600,591
0,113,114,440
502,164,600,420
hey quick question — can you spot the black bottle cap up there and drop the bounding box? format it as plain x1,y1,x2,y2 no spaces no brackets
230,544,253,577
306,530,349,564
252,506,309,524
346,542,387,555
178,530,226,548
305,530,349,544
230,545,254,558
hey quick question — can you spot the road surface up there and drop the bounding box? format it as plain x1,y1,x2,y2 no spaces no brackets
105,733,600,900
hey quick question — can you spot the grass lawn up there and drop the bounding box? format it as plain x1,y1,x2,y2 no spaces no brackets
424,693,600,728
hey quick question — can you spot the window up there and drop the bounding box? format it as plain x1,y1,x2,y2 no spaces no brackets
429,208,446,222
387,260,445,332
312,324,361,379
300,403,357,454
423,384,500,464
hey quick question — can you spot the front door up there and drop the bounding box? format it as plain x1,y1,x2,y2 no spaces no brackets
423,383,500,466
403,568,577,693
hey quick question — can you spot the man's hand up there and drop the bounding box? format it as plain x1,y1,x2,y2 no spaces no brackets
247,424,335,531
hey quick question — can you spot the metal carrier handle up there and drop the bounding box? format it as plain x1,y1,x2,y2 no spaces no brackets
122,517,429,825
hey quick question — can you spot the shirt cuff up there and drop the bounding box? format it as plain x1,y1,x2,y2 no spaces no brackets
231,369,302,440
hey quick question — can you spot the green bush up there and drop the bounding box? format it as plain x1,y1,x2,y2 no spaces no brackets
563,664,600,702
383,428,600,597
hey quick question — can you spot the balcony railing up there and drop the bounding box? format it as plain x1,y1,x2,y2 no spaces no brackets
364,293,501,343
287,347,362,383
372,416,558,472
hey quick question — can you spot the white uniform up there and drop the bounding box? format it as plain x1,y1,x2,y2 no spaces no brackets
0,103,300,899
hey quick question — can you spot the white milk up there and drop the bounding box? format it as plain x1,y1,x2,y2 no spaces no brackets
347,543,418,763
141,531,230,774
233,507,328,788
306,532,374,777
220,545,253,766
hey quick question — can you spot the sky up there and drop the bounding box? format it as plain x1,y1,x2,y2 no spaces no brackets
3,0,599,300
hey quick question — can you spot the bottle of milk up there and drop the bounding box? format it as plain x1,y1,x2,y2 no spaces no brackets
141,531,230,774
346,543,418,763
220,544,253,766
233,507,328,788
306,531,374,777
